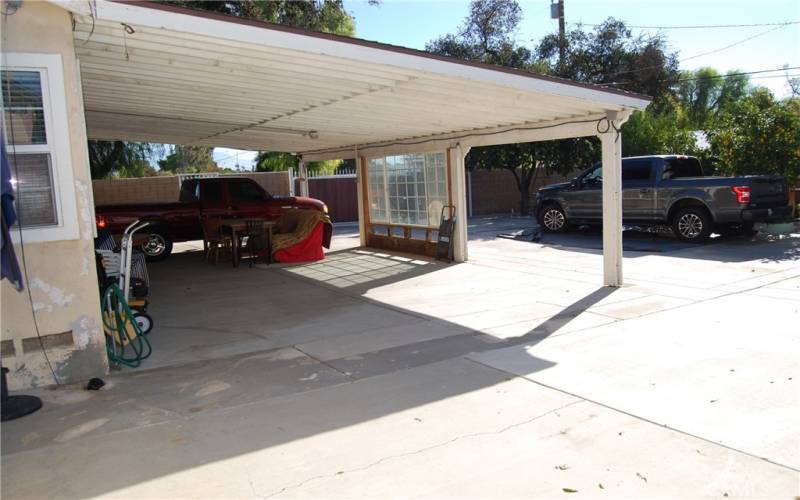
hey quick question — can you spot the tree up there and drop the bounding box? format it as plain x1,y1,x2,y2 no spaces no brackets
116,160,158,179
254,152,343,176
158,145,219,174
427,4,681,213
427,0,569,213
536,18,679,108
621,99,699,157
706,88,800,185
467,138,597,214
255,152,297,172
87,140,163,179
676,67,750,128
426,0,534,69
163,0,356,36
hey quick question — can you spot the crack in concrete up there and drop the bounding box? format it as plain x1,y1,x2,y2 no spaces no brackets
292,345,356,381
466,357,800,474
261,399,584,498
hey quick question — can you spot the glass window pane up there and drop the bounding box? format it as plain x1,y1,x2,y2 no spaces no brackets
2,70,47,145
10,153,57,227
365,152,448,228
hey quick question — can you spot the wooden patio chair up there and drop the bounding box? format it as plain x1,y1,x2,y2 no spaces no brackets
244,219,268,268
200,216,232,265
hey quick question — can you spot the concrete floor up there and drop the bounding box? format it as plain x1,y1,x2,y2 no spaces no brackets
2,217,798,498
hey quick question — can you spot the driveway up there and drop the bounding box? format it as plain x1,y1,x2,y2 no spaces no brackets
2,217,798,498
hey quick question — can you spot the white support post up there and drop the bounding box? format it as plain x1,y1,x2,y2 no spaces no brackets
298,159,309,198
450,145,470,262
600,111,624,287
287,167,295,196
355,155,367,247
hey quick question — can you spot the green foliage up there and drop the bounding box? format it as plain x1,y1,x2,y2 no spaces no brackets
426,0,533,68
255,152,298,172
158,145,219,174
676,67,750,128
427,3,681,213
621,102,699,157
114,160,158,179
535,18,679,109
163,0,356,36
255,152,342,176
706,89,800,185
87,141,163,179
467,138,598,213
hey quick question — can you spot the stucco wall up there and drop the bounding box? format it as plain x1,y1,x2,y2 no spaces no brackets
1,2,107,389
91,172,291,205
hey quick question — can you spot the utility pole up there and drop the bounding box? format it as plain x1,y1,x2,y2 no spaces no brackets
551,0,565,71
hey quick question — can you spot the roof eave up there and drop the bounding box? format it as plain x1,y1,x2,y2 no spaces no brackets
53,0,651,109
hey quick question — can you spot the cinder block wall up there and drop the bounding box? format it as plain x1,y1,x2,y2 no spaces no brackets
92,172,291,206
468,169,577,216
237,172,291,198
92,176,178,205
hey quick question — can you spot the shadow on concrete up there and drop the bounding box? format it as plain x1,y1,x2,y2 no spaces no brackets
1,246,616,498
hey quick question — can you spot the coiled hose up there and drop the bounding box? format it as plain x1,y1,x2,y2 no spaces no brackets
102,284,152,368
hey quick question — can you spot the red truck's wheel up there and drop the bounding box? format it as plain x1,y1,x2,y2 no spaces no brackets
141,231,173,261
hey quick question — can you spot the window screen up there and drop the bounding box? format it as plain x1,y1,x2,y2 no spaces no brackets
2,70,58,227
367,152,447,227
2,71,46,145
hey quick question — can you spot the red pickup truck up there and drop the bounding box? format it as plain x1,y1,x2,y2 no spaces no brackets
95,177,330,260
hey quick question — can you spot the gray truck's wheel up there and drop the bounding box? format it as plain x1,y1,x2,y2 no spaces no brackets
672,207,712,243
141,231,173,261
539,204,568,233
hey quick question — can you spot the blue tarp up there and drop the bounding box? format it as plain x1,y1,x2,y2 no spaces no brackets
1,130,24,291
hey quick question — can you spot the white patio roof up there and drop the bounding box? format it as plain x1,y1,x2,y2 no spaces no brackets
58,0,650,159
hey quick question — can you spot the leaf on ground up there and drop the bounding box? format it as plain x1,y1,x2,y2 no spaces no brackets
555,464,570,470
562,488,578,493
598,483,605,489
636,472,648,482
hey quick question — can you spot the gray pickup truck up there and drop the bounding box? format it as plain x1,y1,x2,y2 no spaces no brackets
534,155,791,242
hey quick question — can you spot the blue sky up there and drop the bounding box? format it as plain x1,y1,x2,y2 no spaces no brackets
214,0,799,169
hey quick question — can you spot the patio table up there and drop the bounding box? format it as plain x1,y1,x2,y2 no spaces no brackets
219,218,276,268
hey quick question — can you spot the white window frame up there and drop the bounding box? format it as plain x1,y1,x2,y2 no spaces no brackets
3,53,79,243
366,151,448,228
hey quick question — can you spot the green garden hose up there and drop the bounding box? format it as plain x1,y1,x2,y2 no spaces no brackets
102,284,152,368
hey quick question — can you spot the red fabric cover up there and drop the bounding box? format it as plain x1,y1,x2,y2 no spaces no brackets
273,223,325,263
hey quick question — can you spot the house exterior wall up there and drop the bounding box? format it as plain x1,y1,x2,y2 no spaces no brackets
91,172,291,206
1,2,108,389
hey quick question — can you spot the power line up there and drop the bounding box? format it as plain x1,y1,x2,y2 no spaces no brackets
675,69,800,83
681,24,789,63
605,66,800,86
603,23,792,79
573,20,800,30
